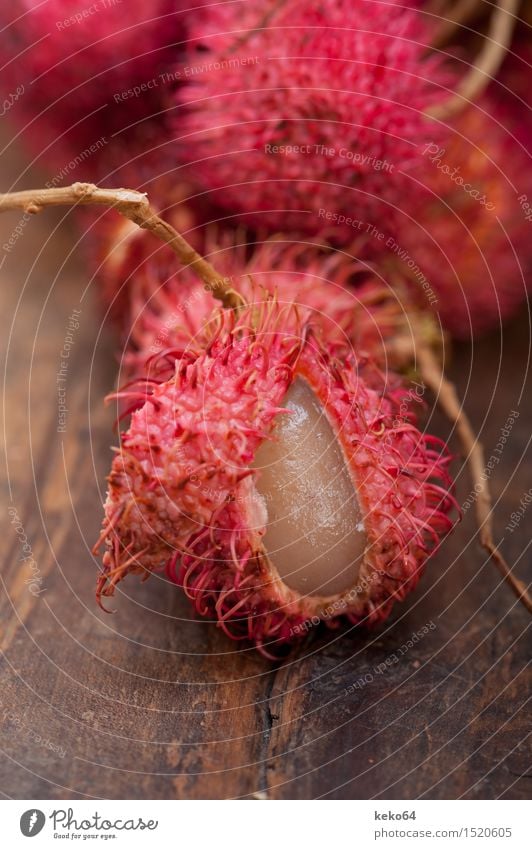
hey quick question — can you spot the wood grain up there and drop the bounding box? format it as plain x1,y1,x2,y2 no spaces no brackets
0,146,530,800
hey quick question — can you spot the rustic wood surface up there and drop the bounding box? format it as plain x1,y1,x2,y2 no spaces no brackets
0,146,530,800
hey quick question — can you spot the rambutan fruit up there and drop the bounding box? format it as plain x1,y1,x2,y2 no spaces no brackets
95,229,423,386
173,0,453,241
391,97,532,338
0,0,182,165
95,293,456,655
2,179,530,651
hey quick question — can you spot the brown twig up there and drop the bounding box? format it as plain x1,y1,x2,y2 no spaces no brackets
0,182,245,310
428,0,519,120
416,338,532,614
429,0,486,50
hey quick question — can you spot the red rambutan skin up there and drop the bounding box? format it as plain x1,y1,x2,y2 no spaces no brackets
95,294,456,655
394,97,532,338
0,0,182,165
96,234,418,391
172,0,453,241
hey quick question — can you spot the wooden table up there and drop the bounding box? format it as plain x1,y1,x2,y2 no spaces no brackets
1,149,530,800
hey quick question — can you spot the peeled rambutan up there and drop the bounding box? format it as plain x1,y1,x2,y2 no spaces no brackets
95,292,456,655
392,97,532,338
173,0,453,240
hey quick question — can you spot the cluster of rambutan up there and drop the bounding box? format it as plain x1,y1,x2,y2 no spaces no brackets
2,0,531,652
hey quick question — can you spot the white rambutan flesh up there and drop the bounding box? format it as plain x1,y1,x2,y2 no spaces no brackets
254,378,366,597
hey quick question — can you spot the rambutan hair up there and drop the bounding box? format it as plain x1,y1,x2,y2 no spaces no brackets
93,223,424,388
393,96,532,338
95,293,456,656
0,0,183,165
172,0,453,241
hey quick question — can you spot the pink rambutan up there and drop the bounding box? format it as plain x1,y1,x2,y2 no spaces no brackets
0,0,182,165
173,0,453,240
1,172,529,653
94,226,421,384
392,98,532,338
95,290,456,655
4,177,529,646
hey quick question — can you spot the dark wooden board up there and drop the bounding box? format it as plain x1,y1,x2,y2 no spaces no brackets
0,146,530,800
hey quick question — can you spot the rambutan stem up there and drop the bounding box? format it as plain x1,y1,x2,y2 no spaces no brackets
429,0,486,50
428,0,519,119
0,182,245,311
416,340,532,615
